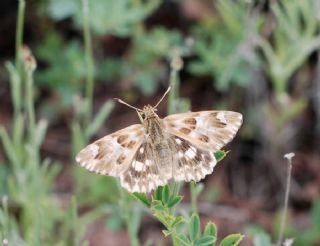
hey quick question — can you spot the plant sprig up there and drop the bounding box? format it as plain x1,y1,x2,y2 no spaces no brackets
133,179,243,246
132,150,243,246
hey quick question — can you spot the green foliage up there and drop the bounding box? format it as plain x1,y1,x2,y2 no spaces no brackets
214,150,228,162
47,0,161,37
127,27,187,95
259,0,320,98
188,0,261,91
247,199,320,246
3,0,318,245
133,184,243,246
0,1,108,244
131,152,241,246
247,225,272,246
287,199,320,245
0,30,91,246
36,31,86,105
35,26,188,98
204,222,217,238
219,234,244,246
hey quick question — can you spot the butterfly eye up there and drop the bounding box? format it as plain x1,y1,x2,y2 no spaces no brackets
140,112,146,120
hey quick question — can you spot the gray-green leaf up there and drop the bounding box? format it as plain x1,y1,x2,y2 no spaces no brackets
176,234,191,246
204,222,217,238
189,213,201,241
219,234,244,246
195,235,217,246
132,192,151,207
167,196,183,208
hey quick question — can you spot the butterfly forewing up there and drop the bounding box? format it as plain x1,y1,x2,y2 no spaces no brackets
164,111,243,152
76,124,144,177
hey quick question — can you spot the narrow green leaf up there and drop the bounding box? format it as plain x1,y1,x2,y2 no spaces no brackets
189,213,201,241
246,224,272,246
12,113,24,153
130,206,142,235
71,121,86,156
162,229,172,237
106,213,123,232
252,232,272,246
85,100,114,138
5,62,21,114
40,159,61,185
167,196,183,208
152,200,165,211
176,234,191,246
35,119,48,146
195,182,204,195
0,127,19,165
311,199,320,232
171,216,185,228
219,234,244,246
195,235,217,246
154,186,163,201
214,150,228,162
204,222,217,238
132,192,151,207
162,185,170,205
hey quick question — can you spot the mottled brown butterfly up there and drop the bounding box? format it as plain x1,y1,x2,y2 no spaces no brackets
76,87,242,193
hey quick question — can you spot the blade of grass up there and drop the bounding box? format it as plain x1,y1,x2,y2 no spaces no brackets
82,0,95,126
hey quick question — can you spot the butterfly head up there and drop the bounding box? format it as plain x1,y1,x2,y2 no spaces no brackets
114,87,171,121
140,105,158,120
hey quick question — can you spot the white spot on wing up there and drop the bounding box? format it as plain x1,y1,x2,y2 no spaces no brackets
217,112,227,124
133,160,144,171
190,146,196,152
89,144,99,157
175,138,182,145
185,148,196,159
145,159,152,166
139,147,144,154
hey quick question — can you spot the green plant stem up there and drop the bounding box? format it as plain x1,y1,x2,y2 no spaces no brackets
15,0,25,71
168,66,180,115
167,55,184,246
167,55,183,208
118,184,140,246
13,0,25,119
172,232,180,246
82,0,95,127
168,50,183,115
276,155,293,246
71,196,80,246
26,69,36,146
1,196,9,239
190,181,198,214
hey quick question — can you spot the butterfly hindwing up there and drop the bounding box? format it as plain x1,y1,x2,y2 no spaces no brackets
169,136,217,182
120,142,169,193
164,111,243,151
120,135,217,192
76,124,144,177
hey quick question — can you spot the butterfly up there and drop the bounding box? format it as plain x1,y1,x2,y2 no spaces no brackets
75,87,243,193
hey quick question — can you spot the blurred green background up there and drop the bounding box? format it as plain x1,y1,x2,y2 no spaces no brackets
0,0,320,245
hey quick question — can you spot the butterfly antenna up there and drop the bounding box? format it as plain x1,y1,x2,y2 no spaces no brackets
154,86,171,108
114,98,143,111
